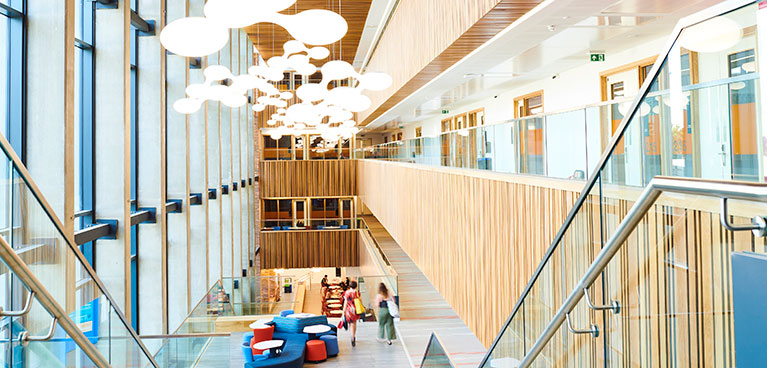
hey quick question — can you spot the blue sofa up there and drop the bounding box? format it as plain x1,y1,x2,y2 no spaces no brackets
243,315,337,368
244,332,308,368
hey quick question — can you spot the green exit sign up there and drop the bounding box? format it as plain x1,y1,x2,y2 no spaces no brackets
590,53,605,62
441,110,450,114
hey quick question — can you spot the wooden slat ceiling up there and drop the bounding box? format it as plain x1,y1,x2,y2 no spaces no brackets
360,0,543,125
245,0,373,64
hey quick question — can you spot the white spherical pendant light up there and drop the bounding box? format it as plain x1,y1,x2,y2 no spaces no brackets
281,10,348,46
204,65,233,82
296,84,327,102
160,17,229,57
679,16,742,53
173,98,202,114
203,0,261,28
252,104,266,112
222,94,247,108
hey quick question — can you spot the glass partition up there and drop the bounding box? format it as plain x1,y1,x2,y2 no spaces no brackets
0,133,156,366
481,2,763,366
420,333,456,368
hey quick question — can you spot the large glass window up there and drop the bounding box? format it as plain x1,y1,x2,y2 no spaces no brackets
2,0,23,156
129,0,140,332
74,0,95,268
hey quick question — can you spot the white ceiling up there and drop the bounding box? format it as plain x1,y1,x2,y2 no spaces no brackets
364,0,722,131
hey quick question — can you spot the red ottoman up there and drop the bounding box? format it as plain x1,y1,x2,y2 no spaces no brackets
250,325,274,355
305,340,327,363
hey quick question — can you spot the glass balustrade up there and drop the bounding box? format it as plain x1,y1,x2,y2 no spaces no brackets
481,2,763,367
420,333,456,368
0,132,156,365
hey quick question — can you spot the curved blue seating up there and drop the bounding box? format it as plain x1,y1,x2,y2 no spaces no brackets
244,332,307,368
279,310,294,317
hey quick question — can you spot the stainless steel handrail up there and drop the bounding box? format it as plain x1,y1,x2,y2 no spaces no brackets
0,132,159,366
517,177,767,367
0,235,111,367
477,0,754,365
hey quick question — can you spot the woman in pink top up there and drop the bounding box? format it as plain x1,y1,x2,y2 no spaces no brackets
342,280,361,347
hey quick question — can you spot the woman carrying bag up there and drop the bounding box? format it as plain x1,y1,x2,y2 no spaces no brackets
342,280,362,347
375,283,397,345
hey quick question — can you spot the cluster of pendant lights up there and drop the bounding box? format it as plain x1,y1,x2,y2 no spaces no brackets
160,0,392,142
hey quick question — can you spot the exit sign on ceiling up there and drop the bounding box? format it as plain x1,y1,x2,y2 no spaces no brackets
441,110,449,114
590,53,605,62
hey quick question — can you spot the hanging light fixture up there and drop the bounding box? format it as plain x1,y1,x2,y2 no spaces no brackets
160,17,229,57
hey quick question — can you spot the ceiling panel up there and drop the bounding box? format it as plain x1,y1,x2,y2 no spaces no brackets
245,0,373,64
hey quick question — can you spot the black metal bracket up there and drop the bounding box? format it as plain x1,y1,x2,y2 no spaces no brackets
130,207,156,226
189,57,202,69
248,178,252,186
74,219,118,245
241,179,246,188
208,188,217,200
190,193,202,206
166,199,182,214
255,175,259,182
232,182,238,191
221,185,229,195
95,0,118,9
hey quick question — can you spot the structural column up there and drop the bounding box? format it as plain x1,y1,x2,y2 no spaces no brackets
166,0,190,330
94,0,131,314
137,0,167,336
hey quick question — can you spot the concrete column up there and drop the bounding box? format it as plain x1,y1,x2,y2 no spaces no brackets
94,0,131,315
166,0,190,330
137,0,167,335
220,33,233,281
231,30,242,288
188,0,209,303
23,0,73,340
207,51,222,286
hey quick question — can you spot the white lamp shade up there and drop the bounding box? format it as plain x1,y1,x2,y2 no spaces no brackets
279,91,294,100
204,65,233,82
281,10,348,46
173,98,202,114
203,0,262,28
252,104,266,112
296,84,328,102
321,60,355,81
185,83,209,99
161,17,229,57
679,16,742,53
222,94,248,108
308,46,330,60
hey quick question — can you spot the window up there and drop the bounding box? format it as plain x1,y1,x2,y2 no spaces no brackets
129,0,140,332
75,0,96,268
514,91,543,118
1,0,23,156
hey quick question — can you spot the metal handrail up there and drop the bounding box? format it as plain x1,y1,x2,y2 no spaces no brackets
0,132,159,366
477,0,754,365
0,235,110,367
419,332,457,368
517,177,767,367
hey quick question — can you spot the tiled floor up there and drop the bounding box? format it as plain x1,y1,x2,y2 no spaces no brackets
362,215,487,367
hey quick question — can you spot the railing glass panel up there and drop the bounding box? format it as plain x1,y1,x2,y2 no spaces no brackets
420,333,456,368
0,133,157,366
482,1,762,367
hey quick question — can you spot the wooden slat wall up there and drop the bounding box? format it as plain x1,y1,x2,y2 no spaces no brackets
357,159,579,346
360,159,767,364
359,0,542,125
259,160,357,197
260,230,359,269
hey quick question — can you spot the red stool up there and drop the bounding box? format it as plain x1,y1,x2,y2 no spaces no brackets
305,340,327,363
250,325,274,355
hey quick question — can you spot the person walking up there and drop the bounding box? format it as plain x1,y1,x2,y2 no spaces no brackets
376,283,397,345
342,280,361,347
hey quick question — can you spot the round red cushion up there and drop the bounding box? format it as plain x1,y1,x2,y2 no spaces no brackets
306,340,327,361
